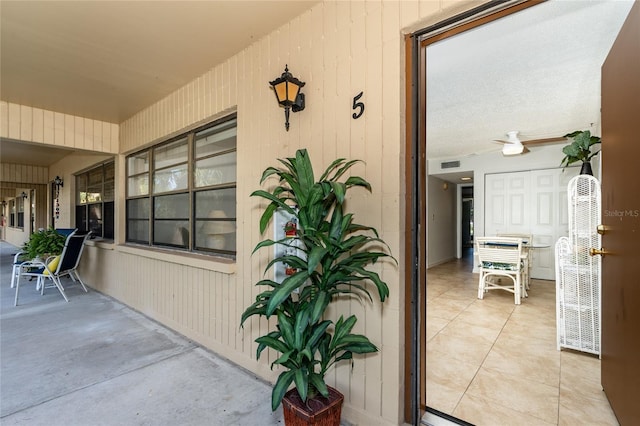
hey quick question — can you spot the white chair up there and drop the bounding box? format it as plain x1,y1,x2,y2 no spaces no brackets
10,251,26,289
497,232,532,290
476,236,525,305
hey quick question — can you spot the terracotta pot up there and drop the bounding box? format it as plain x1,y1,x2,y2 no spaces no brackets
282,386,344,426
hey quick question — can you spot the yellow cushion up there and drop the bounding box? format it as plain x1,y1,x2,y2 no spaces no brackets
44,256,60,275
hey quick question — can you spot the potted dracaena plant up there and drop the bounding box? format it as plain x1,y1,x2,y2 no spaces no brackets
241,149,394,426
560,130,601,175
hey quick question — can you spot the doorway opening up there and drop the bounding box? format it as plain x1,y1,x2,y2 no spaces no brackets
404,0,632,424
461,185,473,260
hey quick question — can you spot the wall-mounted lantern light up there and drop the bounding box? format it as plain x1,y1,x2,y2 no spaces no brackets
54,176,64,198
21,191,28,199
269,65,305,131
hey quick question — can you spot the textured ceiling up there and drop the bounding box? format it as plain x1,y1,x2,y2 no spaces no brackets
426,0,634,160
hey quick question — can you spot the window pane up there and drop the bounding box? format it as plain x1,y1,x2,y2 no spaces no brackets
154,193,189,247
76,205,87,232
105,162,115,181
127,219,149,243
128,151,149,175
194,151,236,187
104,202,114,240
104,163,115,202
9,200,15,227
154,138,187,169
154,220,190,247
89,204,103,237
86,185,102,202
77,174,88,204
195,188,236,251
195,188,236,218
154,193,189,218
88,168,102,186
103,182,114,202
127,199,149,243
127,198,150,219
195,120,237,158
128,175,149,196
154,164,188,193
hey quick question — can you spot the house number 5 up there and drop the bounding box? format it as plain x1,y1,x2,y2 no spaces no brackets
352,92,365,119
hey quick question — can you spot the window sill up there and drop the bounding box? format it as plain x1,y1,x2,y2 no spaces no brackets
84,240,115,250
118,244,236,274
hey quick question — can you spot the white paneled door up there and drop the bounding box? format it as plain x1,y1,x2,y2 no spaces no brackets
485,168,578,280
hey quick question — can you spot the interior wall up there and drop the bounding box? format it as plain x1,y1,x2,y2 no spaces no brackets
428,143,600,246
427,176,457,267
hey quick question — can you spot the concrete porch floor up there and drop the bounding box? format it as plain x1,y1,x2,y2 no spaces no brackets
0,241,285,426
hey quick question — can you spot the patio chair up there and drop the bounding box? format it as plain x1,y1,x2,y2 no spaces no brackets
14,231,92,306
10,251,29,289
476,236,525,305
55,228,77,237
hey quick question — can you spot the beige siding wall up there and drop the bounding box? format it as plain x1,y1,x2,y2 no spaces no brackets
48,153,115,230
0,101,118,153
1,186,40,247
0,163,49,184
74,1,482,424
0,165,50,246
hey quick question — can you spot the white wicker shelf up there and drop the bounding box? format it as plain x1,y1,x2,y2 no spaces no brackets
555,175,601,356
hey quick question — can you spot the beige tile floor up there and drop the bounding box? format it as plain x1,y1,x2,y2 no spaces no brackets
426,250,618,425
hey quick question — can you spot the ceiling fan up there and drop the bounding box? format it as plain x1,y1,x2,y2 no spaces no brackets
495,131,567,156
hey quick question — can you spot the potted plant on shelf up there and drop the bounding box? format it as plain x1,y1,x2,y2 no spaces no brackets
560,130,601,175
241,149,394,426
22,227,66,261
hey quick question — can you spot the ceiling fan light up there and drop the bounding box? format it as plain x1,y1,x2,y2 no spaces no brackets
502,143,525,156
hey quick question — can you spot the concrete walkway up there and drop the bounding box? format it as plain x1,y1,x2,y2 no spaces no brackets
0,241,284,426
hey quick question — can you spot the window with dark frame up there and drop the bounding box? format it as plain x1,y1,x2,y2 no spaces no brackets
9,199,16,227
75,161,115,239
16,197,24,228
125,115,237,257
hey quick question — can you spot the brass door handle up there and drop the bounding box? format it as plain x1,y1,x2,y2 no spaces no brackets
597,224,608,235
589,247,608,257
